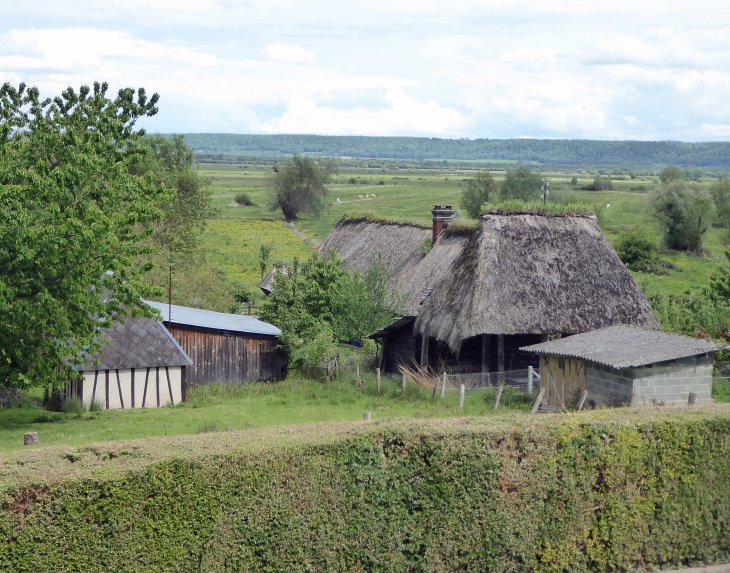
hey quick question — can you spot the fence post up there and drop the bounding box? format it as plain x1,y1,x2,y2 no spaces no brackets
459,384,465,409
441,372,447,399
363,412,371,421
401,372,407,396
356,364,360,386
530,387,546,414
688,392,697,407
376,368,381,395
577,389,588,411
528,366,533,395
493,385,504,411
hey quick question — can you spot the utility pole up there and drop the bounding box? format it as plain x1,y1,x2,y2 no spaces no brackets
541,178,549,207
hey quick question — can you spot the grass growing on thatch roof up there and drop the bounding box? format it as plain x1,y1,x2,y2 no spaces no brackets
339,211,430,229
483,200,596,217
441,219,478,237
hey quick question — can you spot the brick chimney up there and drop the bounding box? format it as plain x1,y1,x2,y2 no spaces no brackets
432,205,455,243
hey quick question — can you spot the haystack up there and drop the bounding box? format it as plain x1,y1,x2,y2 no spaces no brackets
414,212,660,351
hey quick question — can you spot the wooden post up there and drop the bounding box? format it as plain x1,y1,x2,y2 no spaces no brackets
577,389,589,411
628,392,637,408
527,366,533,395
688,392,697,407
376,368,381,395
497,335,504,373
24,432,38,446
420,331,429,367
459,384,465,409
363,412,371,421
493,385,504,411
530,387,546,414
432,378,439,399
356,364,360,386
481,334,490,386
440,372,447,399
401,373,407,396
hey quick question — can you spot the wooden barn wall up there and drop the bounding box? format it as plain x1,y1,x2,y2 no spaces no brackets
382,327,541,374
382,322,418,374
167,325,286,385
540,355,586,407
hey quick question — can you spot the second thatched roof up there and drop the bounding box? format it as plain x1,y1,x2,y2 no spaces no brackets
414,213,660,350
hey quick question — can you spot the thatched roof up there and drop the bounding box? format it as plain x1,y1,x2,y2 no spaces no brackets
414,213,660,349
317,219,431,298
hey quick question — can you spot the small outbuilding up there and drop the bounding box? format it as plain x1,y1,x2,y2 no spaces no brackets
65,316,193,410
145,301,286,385
521,326,725,407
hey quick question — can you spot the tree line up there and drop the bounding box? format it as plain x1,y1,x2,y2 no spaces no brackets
181,133,730,169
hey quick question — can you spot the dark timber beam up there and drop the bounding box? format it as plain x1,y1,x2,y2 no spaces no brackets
497,334,504,373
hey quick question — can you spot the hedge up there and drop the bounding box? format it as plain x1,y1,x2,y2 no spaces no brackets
1,415,730,572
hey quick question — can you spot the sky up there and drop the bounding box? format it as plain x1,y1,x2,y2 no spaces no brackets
1,0,729,141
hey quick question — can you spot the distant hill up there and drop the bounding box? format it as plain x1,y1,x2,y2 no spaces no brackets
176,134,730,169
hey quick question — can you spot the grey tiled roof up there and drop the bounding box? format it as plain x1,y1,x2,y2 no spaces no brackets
520,326,725,369
79,317,192,371
144,300,281,336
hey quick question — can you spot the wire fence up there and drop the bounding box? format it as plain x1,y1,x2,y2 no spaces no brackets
445,368,540,393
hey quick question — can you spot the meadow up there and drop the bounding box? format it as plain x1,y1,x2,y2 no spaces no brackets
197,162,728,298
0,367,533,453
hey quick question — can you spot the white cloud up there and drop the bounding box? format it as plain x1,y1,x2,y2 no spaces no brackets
260,88,464,135
264,42,315,64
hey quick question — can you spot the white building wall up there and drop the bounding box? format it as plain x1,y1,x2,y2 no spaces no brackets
78,366,184,410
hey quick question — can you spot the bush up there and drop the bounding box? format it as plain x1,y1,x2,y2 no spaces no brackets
614,229,671,274
570,176,579,185
2,415,730,571
233,192,255,206
500,166,541,201
461,170,497,218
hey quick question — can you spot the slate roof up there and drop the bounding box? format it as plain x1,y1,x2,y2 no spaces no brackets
144,300,281,337
79,317,192,371
520,326,725,369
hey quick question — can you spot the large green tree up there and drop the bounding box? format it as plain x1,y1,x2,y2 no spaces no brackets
500,166,541,201
132,134,215,259
0,82,167,389
460,170,497,218
268,155,338,221
651,180,715,253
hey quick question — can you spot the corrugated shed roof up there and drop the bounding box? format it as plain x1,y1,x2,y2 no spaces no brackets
369,316,415,339
144,300,281,337
79,317,192,371
520,326,725,369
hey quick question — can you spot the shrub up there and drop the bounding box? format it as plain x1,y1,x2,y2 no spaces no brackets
614,229,670,273
2,415,730,572
233,192,255,206
570,176,579,185
652,181,715,253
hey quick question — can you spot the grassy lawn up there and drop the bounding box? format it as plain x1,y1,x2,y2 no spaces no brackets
0,370,533,453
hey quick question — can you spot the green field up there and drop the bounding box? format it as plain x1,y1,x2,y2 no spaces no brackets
196,162,727,298
0,368,535,453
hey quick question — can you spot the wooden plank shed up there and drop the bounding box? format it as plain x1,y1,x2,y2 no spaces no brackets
521,326,725,407
145,301,286,385
66,316,193,410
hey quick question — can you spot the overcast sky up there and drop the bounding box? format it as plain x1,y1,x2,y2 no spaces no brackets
2,0,729,140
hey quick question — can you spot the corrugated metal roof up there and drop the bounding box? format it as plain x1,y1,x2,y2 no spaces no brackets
144,300,281,337
520,326,725,369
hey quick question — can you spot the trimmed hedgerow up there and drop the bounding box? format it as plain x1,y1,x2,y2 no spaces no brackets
1,416,730,572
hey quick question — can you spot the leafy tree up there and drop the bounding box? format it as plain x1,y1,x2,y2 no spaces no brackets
500,166,541,201
651,180,715,253
709,178,730,228
0,82,166,389
591,174,613,191
614,230,671,274
131,134,215,260
460,170,497,218
259,251,406,369
268,155,339,221
660,165,685,184
257,240,276,280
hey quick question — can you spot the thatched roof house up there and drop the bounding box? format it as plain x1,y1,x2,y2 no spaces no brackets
415,212,660,350
264,206,660,376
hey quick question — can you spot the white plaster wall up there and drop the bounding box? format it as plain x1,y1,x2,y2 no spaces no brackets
80,367,183,409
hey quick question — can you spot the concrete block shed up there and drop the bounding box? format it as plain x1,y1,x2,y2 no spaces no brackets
521,326,725,407
65,316,193,410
